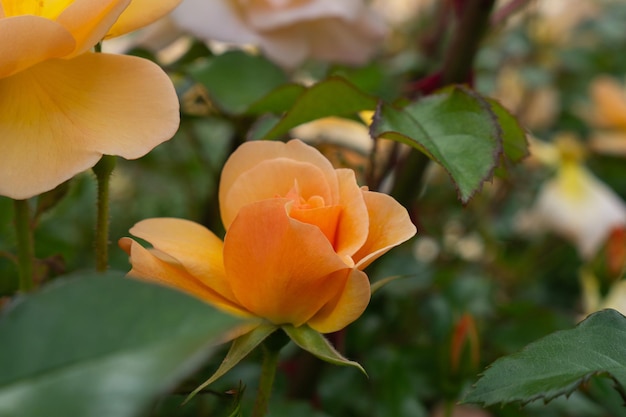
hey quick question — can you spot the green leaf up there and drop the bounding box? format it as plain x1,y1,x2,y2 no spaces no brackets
247,114,282,142
464,309,626,407
372,86,507,203
188,50,287,115
185,323,278,403
260,77,378,140
0,272,244,417
486,98,529,163
282,324,367,375
246,84,307,115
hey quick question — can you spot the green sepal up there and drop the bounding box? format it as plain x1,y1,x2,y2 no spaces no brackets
282,324,367,376
34,180,71,221
185,323,279,403
370,274,414,296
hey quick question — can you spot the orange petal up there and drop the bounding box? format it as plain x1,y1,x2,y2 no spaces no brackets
289,204,342,247
0,53,179,199
308,268,370,333
221,157,334,229
119,237,251,318
105,0,182,39
353,190,417,269
223,198,350,327
128,218,237,302
219,140,339,227
0,15,75,78
57,0,131,57
334,168,369,263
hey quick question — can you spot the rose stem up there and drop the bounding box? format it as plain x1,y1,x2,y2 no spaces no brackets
13,199,35,291
93,155,116,272
252,331,289,417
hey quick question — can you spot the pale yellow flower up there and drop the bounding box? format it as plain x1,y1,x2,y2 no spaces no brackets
528,135,626,259
581,268,626,317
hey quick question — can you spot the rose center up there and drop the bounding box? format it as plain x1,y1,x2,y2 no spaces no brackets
1,0,72,19
281,182,342,248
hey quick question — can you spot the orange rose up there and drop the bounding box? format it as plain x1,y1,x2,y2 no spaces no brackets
120,139,415,333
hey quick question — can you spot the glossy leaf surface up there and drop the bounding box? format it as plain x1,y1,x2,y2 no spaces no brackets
465,309,626,407
0,272,244,417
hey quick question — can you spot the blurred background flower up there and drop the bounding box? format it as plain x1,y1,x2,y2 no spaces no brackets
170,0,388,68
587,75,626,156
519,134,626,260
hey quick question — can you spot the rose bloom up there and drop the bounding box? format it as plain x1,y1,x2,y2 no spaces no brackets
171,0,387,68
0,0,181,199
120,139,416,333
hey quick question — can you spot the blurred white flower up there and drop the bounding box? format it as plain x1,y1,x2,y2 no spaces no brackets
171,0,387,68
413,236,440,264
534,163,626,259
455,233,486,263
291,116,372,153
527,136,626,260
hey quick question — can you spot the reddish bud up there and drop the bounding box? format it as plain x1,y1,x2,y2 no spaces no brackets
450,313,480,373
607,226,626,278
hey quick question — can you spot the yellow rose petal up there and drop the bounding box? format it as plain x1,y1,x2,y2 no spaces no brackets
1,0,72,18
105,0,182,39
0,15,75,78
57,0,131,56
0,53,179,199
